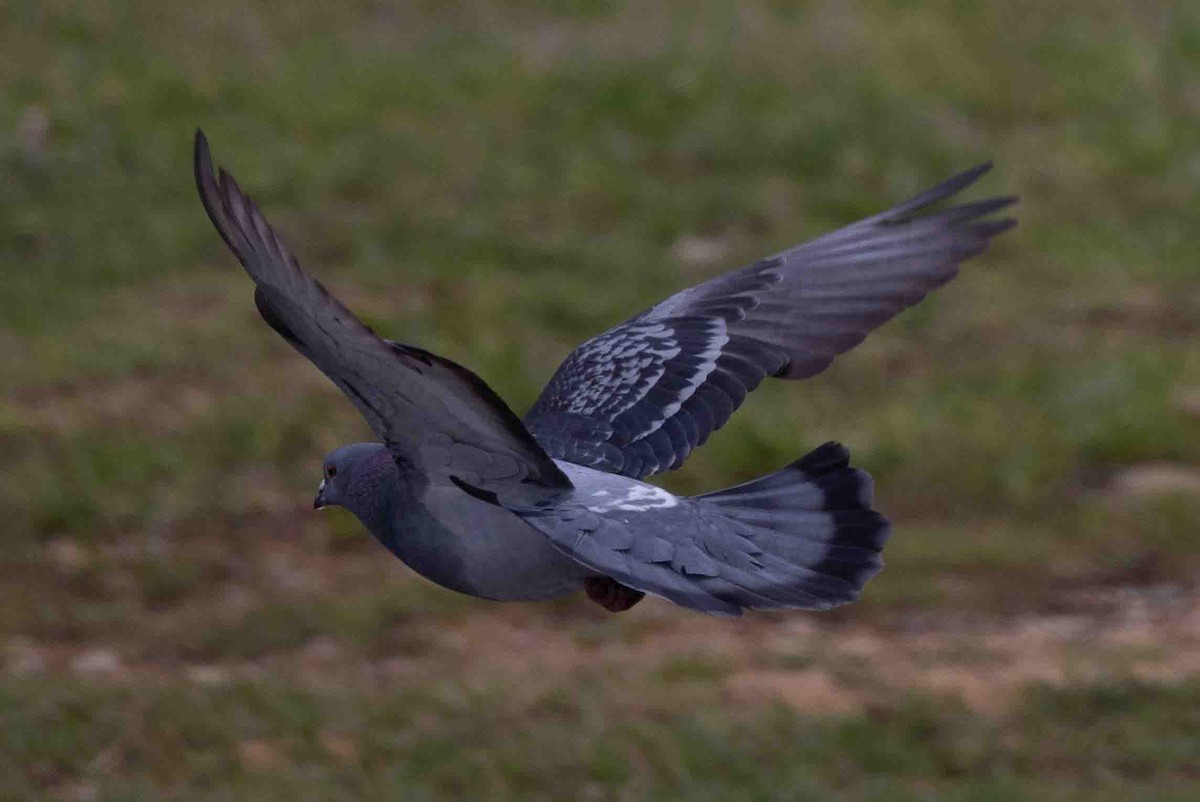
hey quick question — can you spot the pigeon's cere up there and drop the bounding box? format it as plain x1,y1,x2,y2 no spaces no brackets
194,129,1015,616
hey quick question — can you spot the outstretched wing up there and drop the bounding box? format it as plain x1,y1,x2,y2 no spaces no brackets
525,165,1016,478
193,130,570,497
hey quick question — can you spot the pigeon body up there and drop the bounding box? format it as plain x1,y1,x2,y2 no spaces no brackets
194,131,1014,616
309,441,882,615
316,442,592,601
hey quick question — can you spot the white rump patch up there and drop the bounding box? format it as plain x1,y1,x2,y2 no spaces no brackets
587,483,679,513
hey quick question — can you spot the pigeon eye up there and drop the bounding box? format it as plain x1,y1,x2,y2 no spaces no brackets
325,464,337,479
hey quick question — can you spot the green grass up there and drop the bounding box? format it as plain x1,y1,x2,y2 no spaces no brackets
3,678,1199,801
187,583,469,660
3,1,1199,798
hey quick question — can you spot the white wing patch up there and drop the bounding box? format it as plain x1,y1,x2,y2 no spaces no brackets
586,483,679,512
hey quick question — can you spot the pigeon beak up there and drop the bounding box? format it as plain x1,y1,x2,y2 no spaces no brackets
313,479,327,510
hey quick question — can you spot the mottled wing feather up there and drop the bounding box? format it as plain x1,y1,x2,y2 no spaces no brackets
526,165,1016,478
526,316,772,477
194,130,570,497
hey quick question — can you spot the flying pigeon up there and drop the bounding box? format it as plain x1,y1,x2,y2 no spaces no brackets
193,130,1015,616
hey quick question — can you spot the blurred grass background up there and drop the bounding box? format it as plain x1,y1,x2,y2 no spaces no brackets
2,1,1198,799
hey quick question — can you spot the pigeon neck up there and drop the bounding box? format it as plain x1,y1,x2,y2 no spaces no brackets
342,448,408,538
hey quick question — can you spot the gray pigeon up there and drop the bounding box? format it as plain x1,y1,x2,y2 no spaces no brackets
194,130,1015,616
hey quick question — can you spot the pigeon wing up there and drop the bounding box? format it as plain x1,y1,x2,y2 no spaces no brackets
194,130,570,497
525,165,1016,478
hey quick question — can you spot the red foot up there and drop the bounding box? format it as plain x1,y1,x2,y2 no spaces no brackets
584,576,645,612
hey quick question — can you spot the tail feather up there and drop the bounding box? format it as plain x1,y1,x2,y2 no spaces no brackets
698,442,891,606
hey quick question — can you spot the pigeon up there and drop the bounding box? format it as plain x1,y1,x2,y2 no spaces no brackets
194,130,1015,616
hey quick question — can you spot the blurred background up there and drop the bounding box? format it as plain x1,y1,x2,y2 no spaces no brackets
2,1,1198,799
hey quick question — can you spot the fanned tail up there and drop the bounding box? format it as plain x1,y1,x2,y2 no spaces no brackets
698,442,891,608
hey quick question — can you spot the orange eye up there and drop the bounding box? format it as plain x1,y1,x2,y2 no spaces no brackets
325,464,337,479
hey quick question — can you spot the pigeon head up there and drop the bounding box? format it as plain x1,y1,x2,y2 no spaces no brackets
313,442,392,513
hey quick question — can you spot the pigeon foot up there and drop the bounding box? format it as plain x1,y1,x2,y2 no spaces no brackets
584,576,645,612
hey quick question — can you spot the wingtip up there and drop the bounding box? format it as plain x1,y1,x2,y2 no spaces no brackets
985,217,1019,236
192,129,251,259
887,159,1004,219
193,129,216,206
967,160,994,177
942,160,996,195
193,128,210,172
193,128,217,201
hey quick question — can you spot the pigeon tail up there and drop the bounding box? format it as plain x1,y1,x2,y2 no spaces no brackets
697,442,891,601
